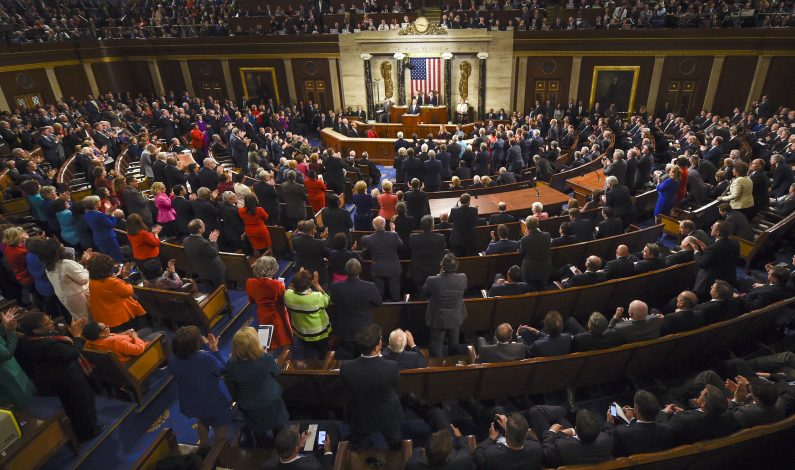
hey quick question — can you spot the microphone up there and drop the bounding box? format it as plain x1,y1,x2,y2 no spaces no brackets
593,166,601,182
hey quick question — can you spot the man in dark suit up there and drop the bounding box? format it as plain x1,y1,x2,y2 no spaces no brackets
603,149,627,187
529,408,612,467
743,265,791,312
292,220,330,287
495,167,516,185
748,158,769,217
550,222,578,247
506,138,524,175
423,151,443,192
449,193,479,257
725,375,785,428
219,192,245,253
665,237,697,267
660,291,704,335
607,300,662,343
182,219,226,292
518,311,573,358
406,428,473,470
568,209,594,242
488,265,530,297
474,412,543,468
340,325,403,449
404,179,430,227
38,126,65,167
473,143,490,176
198,158,221,190
408,99,422,115
658,384,737,445
519,216,552,290
362,216,403,301
770,154,795,198
409,216,447,297
572,312,622,352
604,178,636,229
329,259,383,359
485,224,519,255
266,425,334,469
487,202,515,226
605,390,676,457
693,221,739,299
476,323,527,363
719,204,754,241
595,207,623,239
164,157,188,193
282,171,308,231
190,187,221,235
229,128,249,169
702,136,723,166
424,253,468,357
123,176,153,227
634,243,664,274
560,256,608,288
694,280,741,325
171,185,193,238
152,153,168,185
382,329,428,370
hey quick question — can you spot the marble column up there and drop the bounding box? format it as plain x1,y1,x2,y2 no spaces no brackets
395,53,406,106
477,52,488,120
361,54,374,122
442,52,453,123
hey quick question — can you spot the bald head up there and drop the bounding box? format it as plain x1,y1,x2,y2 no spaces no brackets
677,291,698,310
616,244,629,258
628,300,649,320
494,323,514,343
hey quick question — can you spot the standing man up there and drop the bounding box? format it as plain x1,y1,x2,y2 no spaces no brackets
519,216,552,291
424,253,468,357
182,219,226,292
449,193,479,256
361,216,403,301
340,324,403,449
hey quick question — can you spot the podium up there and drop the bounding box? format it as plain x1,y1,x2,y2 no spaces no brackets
401,113,420,126
390,105,448,124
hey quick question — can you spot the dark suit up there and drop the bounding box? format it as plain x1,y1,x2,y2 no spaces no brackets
404,190,430,226
190,198,220,235
771,164,795,198
423,159,443,192
488,280,530,297
569,218,594,242
281,181,308,226
424,272,468,357
219,202,245,252
362,230,403,301
520,331,573,357
171,196,193,237
449,205,479,256
727,401,784,428
182,234,226,291
542,429,613,467
743,283,791,311
603,256,636,280
607,420,676,457
661,309,704,335
292,234,330,286
694,298,741,325
665,249,695,267
403,157,424,185
488,212,515,225
608,316,662,343
596,217,623,239
474,438,542,470
340,356,403,444
164,165,187,192
572,330,622,351
563,270,608,288
123,187,153,226
329,277,382,346
693,237,740,297
519,231,552,289
605,184,636,227
724,211,754,241
604,158,627,186
382,346,428,370
475,338,526,363
409,232,446,292
658,409,738,445
749,170,769,215
485,239,519,255
634,257,664,274
198,167,220,190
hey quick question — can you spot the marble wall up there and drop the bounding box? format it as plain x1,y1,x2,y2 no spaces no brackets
338,29,513,122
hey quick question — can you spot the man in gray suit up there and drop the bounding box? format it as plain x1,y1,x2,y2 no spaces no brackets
182,219,226,292
603,149,627,188
607,300,662,344
424,252,468,357
361,216,403,301
519,216,552,290
281,170,307,231
476,323,526,363
123,176,153,227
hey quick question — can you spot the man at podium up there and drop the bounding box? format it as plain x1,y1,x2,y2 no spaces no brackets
408,98,421,115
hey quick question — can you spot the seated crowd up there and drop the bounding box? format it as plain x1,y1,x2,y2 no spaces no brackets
0,87,793,469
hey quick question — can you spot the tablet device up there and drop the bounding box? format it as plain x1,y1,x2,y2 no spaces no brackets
258,325,274,349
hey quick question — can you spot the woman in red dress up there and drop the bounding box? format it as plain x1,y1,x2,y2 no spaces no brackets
238,195,271,257
304,171,327,215
246,255,291,352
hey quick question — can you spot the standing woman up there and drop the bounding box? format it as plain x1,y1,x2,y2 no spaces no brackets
654,165,681,218
283,269,331,361
0,307,36,410
720,160,755,220
304,171,327,215
18,312,100,442
126,214,162,263
238,195,271,257
377,179,398,221
245,256,292,352
152,182,177,237
86,253,147,332
53,198,79,248
170,326,230,446
3,227,33,306
40,238,91,321
72,200,94,251
352,181,374,231
83,195,125,262
223,327,289,447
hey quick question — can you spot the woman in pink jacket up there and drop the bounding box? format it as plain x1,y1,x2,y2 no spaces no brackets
151,182,177,237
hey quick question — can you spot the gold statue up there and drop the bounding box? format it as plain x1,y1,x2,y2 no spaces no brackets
380,61,394,99
459,61,471,101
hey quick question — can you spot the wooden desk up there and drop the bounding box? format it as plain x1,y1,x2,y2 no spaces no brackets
0,411,78,470
401,113,420,126
427,183,570,218
391,106,448,124
390,106,407,123
567,169,606,205
320,128,475,165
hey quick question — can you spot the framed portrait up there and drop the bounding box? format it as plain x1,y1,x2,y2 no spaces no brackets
589,66,640,114
239,67,281,105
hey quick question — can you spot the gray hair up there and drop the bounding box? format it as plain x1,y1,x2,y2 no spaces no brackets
197,187,211,199
373,216,386,230
605,175,618,186
252,256,279,278
40,185,56,197
82,195,100,209
221,191,236,203
388,329,407,353
345,258,362,276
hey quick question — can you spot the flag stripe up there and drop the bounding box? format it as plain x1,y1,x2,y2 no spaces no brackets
410,58,441,99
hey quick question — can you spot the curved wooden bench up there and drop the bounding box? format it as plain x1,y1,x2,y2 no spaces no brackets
133,284,230,333
279,297,794,407
733,211,795,272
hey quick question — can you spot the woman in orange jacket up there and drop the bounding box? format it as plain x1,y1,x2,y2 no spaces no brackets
86,254,147,332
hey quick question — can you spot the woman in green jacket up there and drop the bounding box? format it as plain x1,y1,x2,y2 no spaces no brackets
0,307,36,409
283,269,331,361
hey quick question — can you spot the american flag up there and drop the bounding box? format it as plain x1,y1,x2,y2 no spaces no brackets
409,57,441,97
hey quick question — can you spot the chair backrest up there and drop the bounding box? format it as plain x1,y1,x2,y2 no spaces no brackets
159,241,197,275
133,285,211,331
219,252,254,284
132,428,179,470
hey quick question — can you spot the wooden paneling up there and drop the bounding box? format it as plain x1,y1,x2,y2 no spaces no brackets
762,56,795,112
54,64,91,99
577,56,655,111
291,58,332,110
525,56,572,111
655,56,713,119
228,59,289,106
91,60,154,95
186,59,226,99
712,56,757,116
0,68,55,107
157,60,186,95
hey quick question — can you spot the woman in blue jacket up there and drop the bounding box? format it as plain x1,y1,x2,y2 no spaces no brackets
53,198,79,247
654,166,681,218
82,196,124,262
